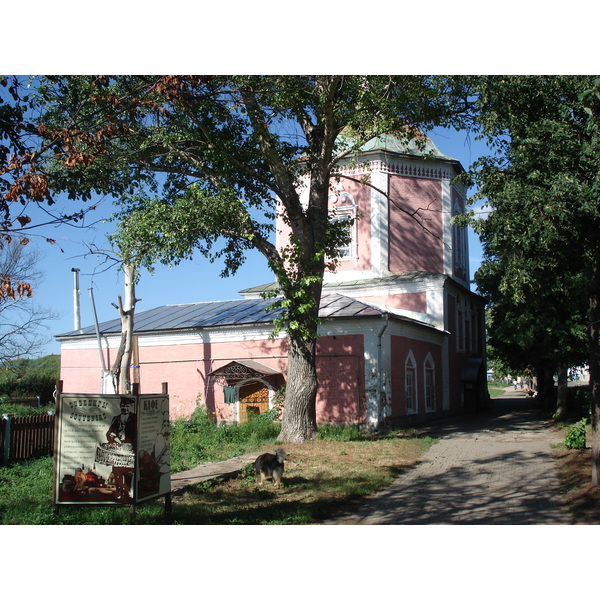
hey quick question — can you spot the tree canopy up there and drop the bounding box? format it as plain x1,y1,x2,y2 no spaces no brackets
28,75,476,441
465,75,600,477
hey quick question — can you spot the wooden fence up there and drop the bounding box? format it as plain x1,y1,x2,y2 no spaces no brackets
1,414,55,466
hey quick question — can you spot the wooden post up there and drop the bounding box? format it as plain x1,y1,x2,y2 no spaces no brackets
52,381,63,514
2,415,11,467
162,382,170,522
132,336,140,387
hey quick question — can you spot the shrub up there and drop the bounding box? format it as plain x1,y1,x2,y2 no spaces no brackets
565,418,588,450
317,424,364,441
0,400,54,417
0,355,60,405
567,385,591,418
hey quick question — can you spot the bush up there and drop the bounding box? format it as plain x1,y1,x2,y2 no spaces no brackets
567,385,591,417
0,400,54,417
565,418,588,450
0,355,60,405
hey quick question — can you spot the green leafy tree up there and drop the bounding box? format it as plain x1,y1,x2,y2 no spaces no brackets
34,75,475,442
1,76,98,246
465,75,600,480
0,354,60,405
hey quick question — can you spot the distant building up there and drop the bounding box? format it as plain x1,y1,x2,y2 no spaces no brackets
56,134,488,429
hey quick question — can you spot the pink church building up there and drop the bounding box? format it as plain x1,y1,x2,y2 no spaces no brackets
56,135,488,430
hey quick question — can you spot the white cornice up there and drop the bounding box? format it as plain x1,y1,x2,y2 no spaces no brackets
334,154,456,181
324,274,445,297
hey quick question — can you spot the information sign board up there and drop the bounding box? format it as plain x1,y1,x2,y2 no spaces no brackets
54,394,170,505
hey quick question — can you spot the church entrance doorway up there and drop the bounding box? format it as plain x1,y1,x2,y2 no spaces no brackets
239,381,269,422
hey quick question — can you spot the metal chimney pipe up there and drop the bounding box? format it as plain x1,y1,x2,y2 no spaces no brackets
71,268,81,330
89,287,107,373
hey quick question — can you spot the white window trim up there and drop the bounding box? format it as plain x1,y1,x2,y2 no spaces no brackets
329,191,357,261
424,353,436,412
405,351,417,414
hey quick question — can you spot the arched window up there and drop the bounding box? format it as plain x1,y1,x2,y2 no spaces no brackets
329,191,357,260
424,353,436,412
405,351,417,413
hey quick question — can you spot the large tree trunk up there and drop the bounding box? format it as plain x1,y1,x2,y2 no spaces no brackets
555,362,569,419
535,362,555,409
589,256,600,485
542,362,556,411
278,334,318,443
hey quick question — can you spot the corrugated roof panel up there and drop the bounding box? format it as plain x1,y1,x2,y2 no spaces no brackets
56,293,388,339
319,294,382,318
135,304,200,331
201,299,265,326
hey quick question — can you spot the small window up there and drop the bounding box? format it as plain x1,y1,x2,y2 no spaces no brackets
405,351,417,413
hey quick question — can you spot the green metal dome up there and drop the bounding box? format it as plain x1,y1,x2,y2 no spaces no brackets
358,133,456,160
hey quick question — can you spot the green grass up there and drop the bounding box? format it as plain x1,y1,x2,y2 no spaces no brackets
170,434,436,524
487,383,507,398
169,406,280,472
0,413,434,525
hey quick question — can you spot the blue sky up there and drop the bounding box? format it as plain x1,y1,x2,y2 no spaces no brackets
4,10,594,360
19,126,491,356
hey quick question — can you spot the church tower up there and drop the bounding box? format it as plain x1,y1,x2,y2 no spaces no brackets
275,133,471,330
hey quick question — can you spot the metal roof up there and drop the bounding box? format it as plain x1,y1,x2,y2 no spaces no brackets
56,294,387,339
358,133,456,161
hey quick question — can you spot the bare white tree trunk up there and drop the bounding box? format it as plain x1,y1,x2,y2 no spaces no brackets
112,262,139,394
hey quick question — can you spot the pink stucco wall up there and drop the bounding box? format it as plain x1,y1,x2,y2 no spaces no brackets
275,178,372,272
356,292,427,314
331,177,372,273
316,334,365,424
60,338,289,420
390,335,444,419
60,333,367,424
388,175,443,274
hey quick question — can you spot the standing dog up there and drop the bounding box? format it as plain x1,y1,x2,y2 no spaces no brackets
254,448,288,488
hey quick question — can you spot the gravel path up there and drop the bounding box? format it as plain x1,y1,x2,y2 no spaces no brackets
325,389,575,525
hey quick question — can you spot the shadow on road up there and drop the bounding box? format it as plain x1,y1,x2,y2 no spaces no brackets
327,389,574,524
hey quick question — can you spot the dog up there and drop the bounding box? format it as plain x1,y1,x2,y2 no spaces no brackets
254,448,288,488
